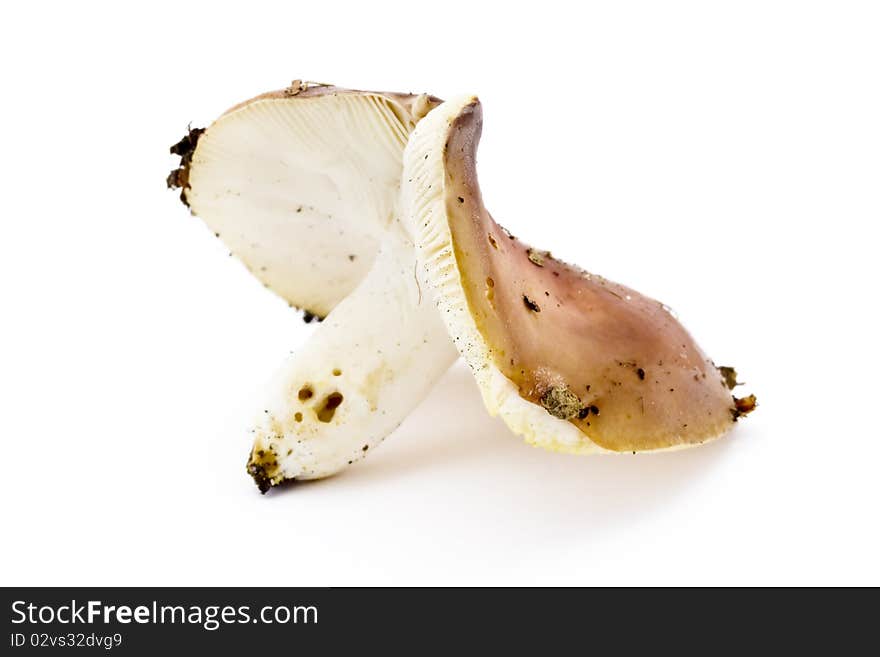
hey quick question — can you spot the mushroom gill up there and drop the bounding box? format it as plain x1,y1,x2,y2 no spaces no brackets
168,82,441,318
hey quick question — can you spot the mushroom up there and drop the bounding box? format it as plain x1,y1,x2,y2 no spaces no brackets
169,86,755,493
167,82,441,318
400,95,755,454
168,83,461,491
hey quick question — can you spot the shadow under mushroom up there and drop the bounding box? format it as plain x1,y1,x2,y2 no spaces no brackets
280,363,738,532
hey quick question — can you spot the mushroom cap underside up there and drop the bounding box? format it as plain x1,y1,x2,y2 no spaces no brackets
169,84,441,318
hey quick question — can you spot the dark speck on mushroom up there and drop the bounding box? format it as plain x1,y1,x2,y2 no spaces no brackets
523,295,541,312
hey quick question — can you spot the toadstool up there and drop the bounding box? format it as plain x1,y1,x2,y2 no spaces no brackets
168,81,468,492
400,95,755,454
170,82,459,492
169,85,756,493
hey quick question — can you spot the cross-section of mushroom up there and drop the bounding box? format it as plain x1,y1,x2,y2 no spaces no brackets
401,96,755,454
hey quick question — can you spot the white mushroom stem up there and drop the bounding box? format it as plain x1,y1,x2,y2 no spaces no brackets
247,220,458,489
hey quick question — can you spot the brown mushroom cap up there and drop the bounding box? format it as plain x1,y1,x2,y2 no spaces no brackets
407,97,750,453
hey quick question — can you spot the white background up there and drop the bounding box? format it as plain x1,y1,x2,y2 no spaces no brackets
2,1,878,586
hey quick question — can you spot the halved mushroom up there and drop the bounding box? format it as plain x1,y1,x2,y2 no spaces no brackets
168,82,440,318
401,96,755,454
